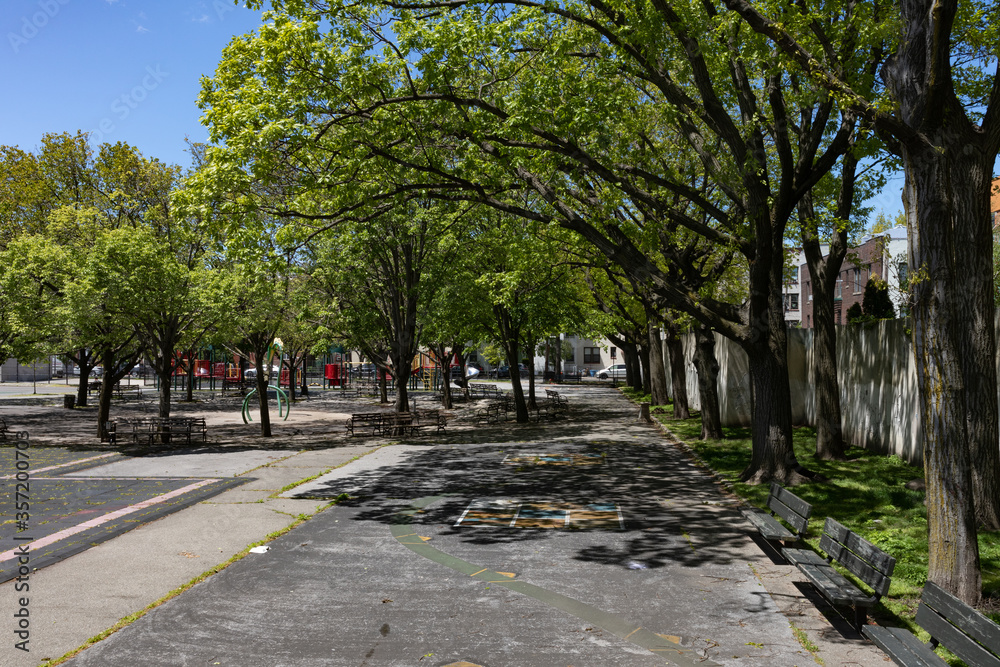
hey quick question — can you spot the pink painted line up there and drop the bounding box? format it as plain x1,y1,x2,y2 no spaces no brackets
0,453,119,480
0,478,219,562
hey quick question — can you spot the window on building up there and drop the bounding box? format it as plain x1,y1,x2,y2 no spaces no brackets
564,348,575,363
898,262,908,285
784,293,800,311
790,293,798,310
835,279,843,299
583,347,601,364
854,268,862,293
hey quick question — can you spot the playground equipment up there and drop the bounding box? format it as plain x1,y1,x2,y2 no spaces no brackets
241,384,290,424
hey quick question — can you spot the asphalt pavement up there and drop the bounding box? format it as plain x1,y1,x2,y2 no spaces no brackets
0,385,887,666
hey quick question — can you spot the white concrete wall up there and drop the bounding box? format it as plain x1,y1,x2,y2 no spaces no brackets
665,319,927,464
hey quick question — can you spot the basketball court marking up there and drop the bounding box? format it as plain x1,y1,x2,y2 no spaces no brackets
0,453,119,480
0,478,220,563
455,499,625,530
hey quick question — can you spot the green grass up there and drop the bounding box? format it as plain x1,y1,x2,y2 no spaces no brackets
659,413,1000,648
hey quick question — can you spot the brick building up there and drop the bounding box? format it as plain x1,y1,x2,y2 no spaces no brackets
798,226,907,329
993,177,1000,227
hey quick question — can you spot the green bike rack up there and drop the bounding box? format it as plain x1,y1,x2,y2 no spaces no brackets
242,384,290,424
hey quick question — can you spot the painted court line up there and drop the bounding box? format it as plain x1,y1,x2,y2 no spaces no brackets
0,453,118,479
0,478,219,562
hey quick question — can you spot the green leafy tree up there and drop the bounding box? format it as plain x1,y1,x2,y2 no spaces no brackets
722,0,1000,601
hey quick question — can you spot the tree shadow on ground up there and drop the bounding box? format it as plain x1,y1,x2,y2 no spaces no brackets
293,388,760,571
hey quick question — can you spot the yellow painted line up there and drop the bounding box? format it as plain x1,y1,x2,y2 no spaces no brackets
396,532,417,538
624,626,642,640
496,571,516,578
470,568,488,577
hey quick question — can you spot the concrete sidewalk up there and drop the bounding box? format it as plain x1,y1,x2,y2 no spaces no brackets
4,387,885,666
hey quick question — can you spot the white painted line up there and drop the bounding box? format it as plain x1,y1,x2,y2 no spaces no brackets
617,504,626,530
0,453,119,480
0,478,220,563
509,503,522,528
454,505,472,527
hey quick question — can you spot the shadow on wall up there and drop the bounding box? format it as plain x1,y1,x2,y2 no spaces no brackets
665,319,925,464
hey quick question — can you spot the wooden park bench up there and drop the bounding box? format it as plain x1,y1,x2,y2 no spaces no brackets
476,402,505,425
469,383,502,400
105,417,207,446
863,581,1000,666
414,409,447,433
783,517,895,630
743,483,812,548
112,384,144,402
380,412,417,437
545,389,568,407
345,412,384,437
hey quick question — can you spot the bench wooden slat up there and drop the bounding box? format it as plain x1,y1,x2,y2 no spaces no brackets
922,581,1000,654
784,517,894,629
746,483,810,544
744,511,795,541
768,482,811,534
769,482,812,518
820,522,895,598
784,549,877,606
862,625,948,667
822,518,897,575
915,582,1000,667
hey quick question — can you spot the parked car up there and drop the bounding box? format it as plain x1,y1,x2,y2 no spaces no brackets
496,363,528,378
597,363,627,379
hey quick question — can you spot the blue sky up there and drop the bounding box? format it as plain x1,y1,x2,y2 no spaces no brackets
2,0,264,171
1,0,910,219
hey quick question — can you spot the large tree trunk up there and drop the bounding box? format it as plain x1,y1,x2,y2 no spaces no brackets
624,339,642,391
638,340,651,394
810,273,846,460
378,368,388,404
875,0,1000,601
738,245,806,485
741,329,804,484
526,352,537,410
433,345,453,409
903,153,983,603
96,350,115,441
157,368,172,419
663,324,689,419
953,172,1000,532
800,188,849,461
394,362,411,412
693,324,722,439
505,341,529,422
74,348,93,408
647,321,670,408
